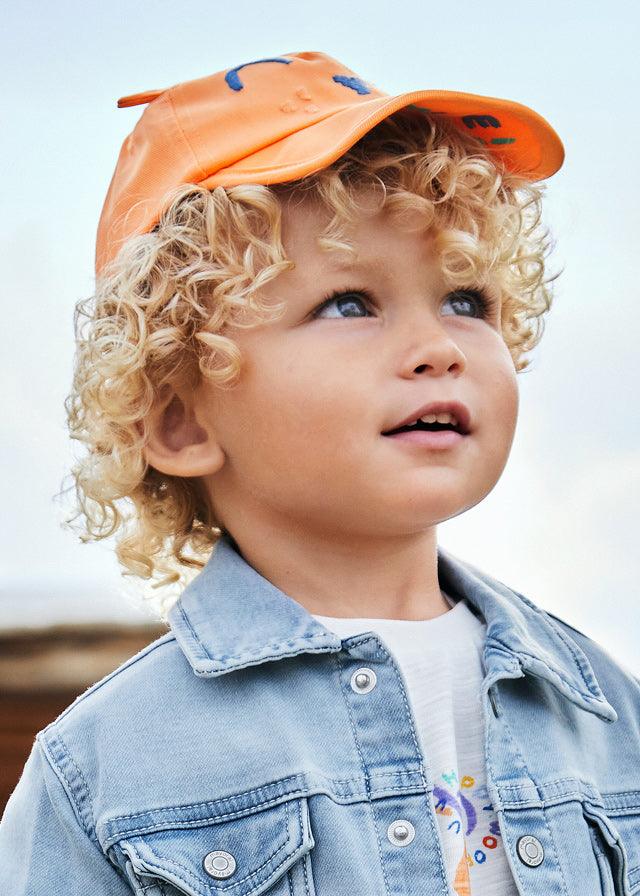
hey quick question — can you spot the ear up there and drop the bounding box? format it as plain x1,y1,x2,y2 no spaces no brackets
140,387,225,478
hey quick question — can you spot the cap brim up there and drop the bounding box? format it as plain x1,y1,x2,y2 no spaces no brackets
200,88,564,189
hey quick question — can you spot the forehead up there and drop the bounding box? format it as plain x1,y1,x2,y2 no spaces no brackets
278,189,438,275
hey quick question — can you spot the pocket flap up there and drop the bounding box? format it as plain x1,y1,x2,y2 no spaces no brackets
583,801,630,896
120,795,314,896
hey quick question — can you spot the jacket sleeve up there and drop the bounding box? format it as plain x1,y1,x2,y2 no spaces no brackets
0,736,132,896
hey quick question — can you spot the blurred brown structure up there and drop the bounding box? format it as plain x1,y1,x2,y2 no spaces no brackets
0,623,167,815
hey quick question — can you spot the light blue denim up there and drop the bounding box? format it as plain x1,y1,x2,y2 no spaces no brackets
1,532,639,895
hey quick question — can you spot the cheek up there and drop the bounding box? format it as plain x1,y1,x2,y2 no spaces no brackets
489,350,520,436
234,348,355,450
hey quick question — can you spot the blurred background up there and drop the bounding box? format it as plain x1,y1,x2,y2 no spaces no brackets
1,0,638,809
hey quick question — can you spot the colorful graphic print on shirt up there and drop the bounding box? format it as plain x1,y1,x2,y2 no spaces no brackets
434,768,503,896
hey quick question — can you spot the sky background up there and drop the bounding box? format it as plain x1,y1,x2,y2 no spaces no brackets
2,1,639,674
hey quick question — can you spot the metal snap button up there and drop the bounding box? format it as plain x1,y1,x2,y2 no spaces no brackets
203,850,236,879
516,835,544,867
350,667,377,693
387,819,415,846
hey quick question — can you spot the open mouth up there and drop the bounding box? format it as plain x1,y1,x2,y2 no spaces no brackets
382,420,465,436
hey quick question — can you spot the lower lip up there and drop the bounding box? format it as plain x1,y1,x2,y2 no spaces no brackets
383,430,467,449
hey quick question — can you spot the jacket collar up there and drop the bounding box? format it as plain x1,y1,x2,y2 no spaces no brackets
167,533,617,723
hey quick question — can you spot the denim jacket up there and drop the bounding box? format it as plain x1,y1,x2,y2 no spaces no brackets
1,533,639,896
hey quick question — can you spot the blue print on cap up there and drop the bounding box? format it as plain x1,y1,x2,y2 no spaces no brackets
332,74,371,95
462,114,501,129
225,57,291,92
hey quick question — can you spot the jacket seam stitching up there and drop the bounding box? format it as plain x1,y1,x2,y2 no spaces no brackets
177,601,213,660
103,781,428,844
39,730,98,840
475,564,602,698
497,693,535,792
499,776,598,794
109,773,309,823
299,800,314,896
489,636,603,703
494,690,573,894
496,812,527,893
540,805,571,896
483,679,499,829
511,589,603,697
103,782,429,845
333,649,392,896
499,792,602,808
375,640,452,895
127,802,295,892
601,802,640,813
108,768,416,823
187,634,338,670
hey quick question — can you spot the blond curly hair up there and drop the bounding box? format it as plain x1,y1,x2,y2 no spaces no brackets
62,107,558,617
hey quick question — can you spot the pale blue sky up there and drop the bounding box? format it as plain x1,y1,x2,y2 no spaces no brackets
1,1,639,671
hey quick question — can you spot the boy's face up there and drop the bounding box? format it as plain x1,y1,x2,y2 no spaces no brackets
152,190,519,543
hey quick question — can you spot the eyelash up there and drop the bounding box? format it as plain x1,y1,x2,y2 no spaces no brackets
314,287,377,316
312,287,498,321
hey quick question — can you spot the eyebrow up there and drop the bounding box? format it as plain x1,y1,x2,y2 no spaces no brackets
329,256,381,273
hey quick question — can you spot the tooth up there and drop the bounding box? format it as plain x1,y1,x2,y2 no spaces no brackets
418,412,459,426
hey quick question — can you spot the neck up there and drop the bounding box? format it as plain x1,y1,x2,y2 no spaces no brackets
224,522,449,622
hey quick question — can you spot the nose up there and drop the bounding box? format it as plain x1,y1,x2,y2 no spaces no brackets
398,318,467,378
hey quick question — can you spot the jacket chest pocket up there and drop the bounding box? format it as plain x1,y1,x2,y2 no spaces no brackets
117,795,316,896
583,800,640,896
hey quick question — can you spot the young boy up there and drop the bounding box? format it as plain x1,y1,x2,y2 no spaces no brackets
1,50,639,896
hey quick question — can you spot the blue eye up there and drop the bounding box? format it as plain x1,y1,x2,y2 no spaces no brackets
443,289,496,319
312,289,375,319
311,287,497,320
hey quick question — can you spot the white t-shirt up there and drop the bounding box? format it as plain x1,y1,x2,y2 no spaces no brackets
312,593,519,896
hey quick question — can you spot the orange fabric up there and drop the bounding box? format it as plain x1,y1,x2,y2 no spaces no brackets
95,51,564,276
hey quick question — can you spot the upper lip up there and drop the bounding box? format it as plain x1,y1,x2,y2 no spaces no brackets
382,400,472,435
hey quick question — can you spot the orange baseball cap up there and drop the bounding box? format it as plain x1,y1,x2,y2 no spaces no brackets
95,50,565,276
